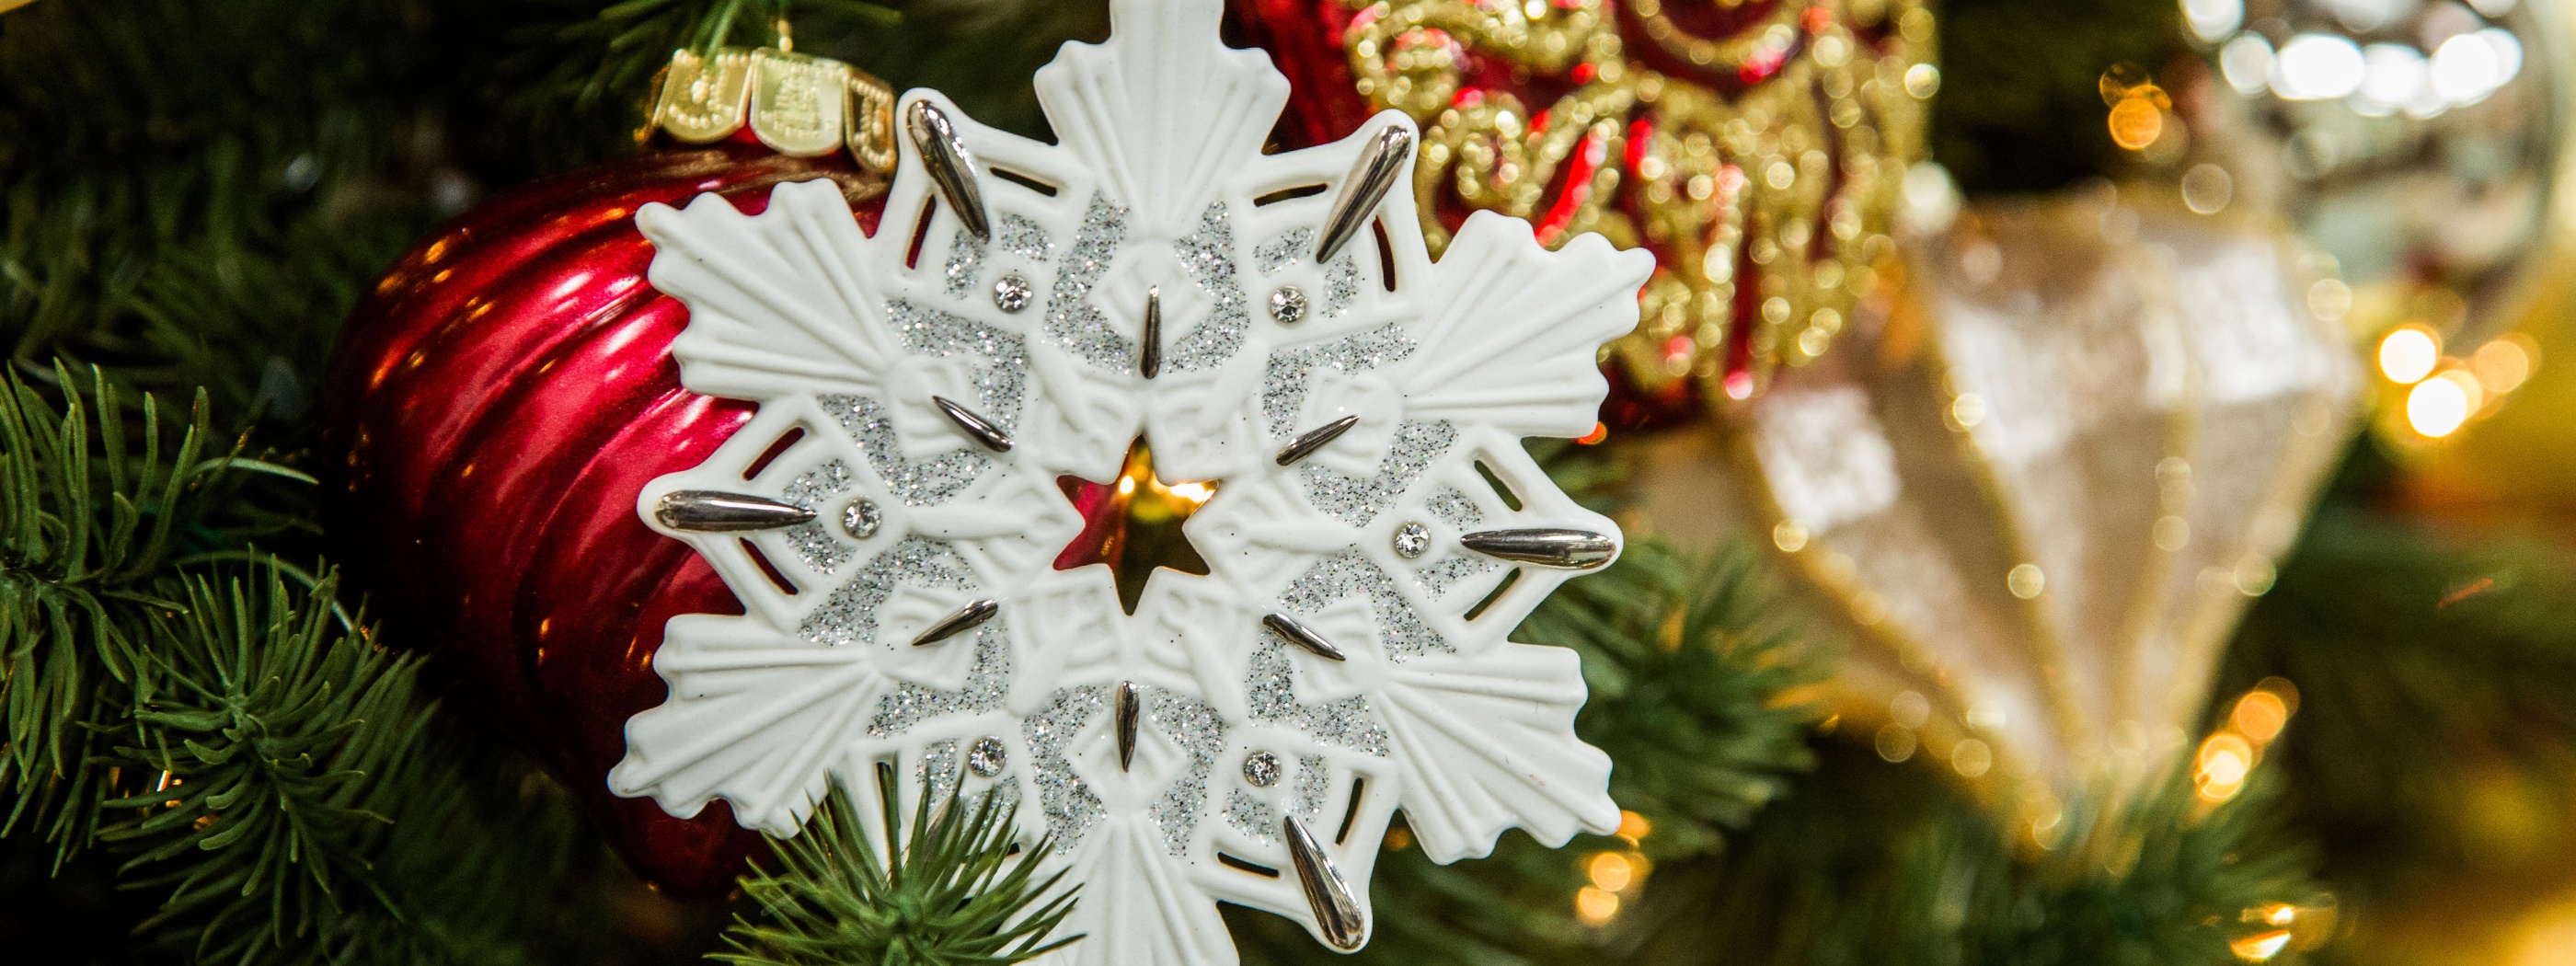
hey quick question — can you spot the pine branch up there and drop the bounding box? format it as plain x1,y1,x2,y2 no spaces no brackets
720,784,1079,966
98,566,421,966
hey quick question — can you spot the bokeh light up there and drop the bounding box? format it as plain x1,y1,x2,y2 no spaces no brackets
2377,327,2440,384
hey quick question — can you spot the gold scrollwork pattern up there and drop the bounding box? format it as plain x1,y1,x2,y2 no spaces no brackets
1340,0,1935,403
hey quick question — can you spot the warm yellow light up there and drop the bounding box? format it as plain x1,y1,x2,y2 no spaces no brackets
2474,335,2536,395
2378,327,2440,384
2197,732,2254,801
1588,852,1635,892
1616,810,1652,844
2232,929,2293,961
2406,374,2473,438
1166,481,1213,504
2257,903,2297,927
2109,96,2165,149
1575,886,1622,925
2232,690,2290,743
1116,476,1138,496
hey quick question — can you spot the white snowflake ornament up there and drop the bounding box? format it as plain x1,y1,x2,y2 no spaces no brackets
606,0,1654,960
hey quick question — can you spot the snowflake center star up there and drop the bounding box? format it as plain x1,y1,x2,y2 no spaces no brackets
1052,437,1216,615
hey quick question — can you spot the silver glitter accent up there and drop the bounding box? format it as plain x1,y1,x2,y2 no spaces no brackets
1245,642,1392,754
998,213,1053,260
1415,556,1501,599
1299,420,1458,527
1323,252,1358,317
779,460,859,571
1024,686,1109,847
1043,193,1135,370
886,297,1029,431
1426,486,1484,529
1225,788,1279,843
816,395,994,507
1243,751,1282,788
799,535,974,648
1260,324,1418,438
942,228,986,300
920,739,963,804
1392,522,1430,559
1255,227,1313,275
1145,687,1225,856
1167,201,1250,373
1270,286,1308,324
1279,550,1450,661
968,735,1007,777
842,499,881,539
993,273,1033,313
1253,227,1357,318
869,625,1009,735
1294,754,1331,822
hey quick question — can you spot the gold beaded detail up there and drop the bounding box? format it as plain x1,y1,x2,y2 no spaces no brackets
1339,0,1935,402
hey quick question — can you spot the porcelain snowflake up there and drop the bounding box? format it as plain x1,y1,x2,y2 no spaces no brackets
606,0,1653,960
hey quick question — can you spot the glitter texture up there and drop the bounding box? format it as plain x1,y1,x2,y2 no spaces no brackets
1294,754,1331,822
999,213,1054,260
1415,556,1500,599
1145,687,1225,856
1166,201,1250,372
817,394,995,506
942,227,986,301
1426,486,1484,529
799,535,975,648
1251,227,1357,317
869,626,1010,735
1025,686,1109,847
778,460,858,572
1043,193,1135,370
1279,550,1451,661
1255,227,1311,274
1299,420,1457,526
887,297,1029,430
1245,642,1394,752
1260,324,1419,437
1225,788,1278,843
920,739,963,803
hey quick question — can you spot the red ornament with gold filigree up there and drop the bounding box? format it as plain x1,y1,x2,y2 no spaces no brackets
1233,0,1937,419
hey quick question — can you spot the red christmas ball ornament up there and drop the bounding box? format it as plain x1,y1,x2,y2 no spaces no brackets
321,48,894,895
1230,0,1938,421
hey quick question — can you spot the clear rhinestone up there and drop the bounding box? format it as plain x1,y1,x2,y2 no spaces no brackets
1269,286,1307,324
1243,750,1282,788
994,273,1034,313
1392,522,1431,558
842,499,882,539
968,735,1007,777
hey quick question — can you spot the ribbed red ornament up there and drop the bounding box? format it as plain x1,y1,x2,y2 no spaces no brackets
320,139,887,896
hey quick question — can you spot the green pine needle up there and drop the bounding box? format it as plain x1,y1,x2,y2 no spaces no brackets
720,783,1080,966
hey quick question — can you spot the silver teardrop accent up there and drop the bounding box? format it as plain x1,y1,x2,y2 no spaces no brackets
905,100,991,241
1139,286,1163,379
1459,528,1617,569
1274,414,1360,466
1283,815,1367,950
931,396,1013,452
655,490,815,533
1260,613,1347,661
909,599,998,647
1314,125,1414,265
1116,681,1142,772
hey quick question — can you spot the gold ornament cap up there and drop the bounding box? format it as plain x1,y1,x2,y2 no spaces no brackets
649,45,896,172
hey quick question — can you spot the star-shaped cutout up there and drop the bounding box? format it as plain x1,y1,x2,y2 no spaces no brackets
1054,438,1217,615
